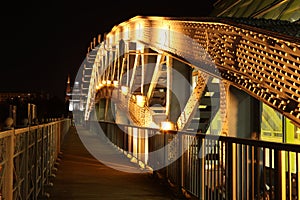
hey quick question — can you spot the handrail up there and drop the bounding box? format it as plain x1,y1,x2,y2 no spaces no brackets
96,120,300,151
0,119,71,200
91,120,300,199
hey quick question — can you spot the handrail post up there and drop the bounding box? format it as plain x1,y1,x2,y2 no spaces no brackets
4,131,14,200
176,133,183,198
274,149,283,200
34,128,38,200
226,142,233,200
57,122,61,158
23,127,29,198
198,136,205,200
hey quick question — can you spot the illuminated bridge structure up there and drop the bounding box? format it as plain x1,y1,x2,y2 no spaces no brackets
82,16,300,128
74,16,300,200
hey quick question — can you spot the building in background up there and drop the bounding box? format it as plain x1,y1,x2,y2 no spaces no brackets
65,74,84,124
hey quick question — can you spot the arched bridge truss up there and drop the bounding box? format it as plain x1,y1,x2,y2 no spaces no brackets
78,16,300,131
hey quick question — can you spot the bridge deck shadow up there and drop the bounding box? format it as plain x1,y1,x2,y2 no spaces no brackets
46,125,183,200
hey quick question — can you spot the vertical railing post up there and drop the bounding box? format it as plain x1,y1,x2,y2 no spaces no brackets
23,128,29,199
274,150,283,200
198,137,205,200
177,133,183,197
4,131,14,200
232,143,237,199
40,125,46,197
46,125,51,183
226,142,233,200
34,128,38,200
57,122,61,159
255,145,261,200
163,132,167,177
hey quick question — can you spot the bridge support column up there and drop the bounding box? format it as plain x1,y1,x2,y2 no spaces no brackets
97,99,106,121
95,98,116,122
227,85,261,199
169,59,192,123
220,80,230,135
227,85,261,138
104,98,115,122
142,48,156,94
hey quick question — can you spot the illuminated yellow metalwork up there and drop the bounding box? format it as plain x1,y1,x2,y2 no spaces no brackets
81,16,300,127
177,71,209,131
135,95,146,107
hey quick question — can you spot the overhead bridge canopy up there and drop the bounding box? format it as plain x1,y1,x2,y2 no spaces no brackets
76,16,300,128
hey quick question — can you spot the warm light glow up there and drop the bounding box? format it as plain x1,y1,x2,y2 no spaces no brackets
160,121,176,131
113,80,119,87
199,104,207,109
136,43,144,51
123,25,130,40
211,77,220,83
205,92,214,97
108,34,113,46
69,102,73,111
158,26,169,47
136,95,146,107
121,86,128,95
135,22,144,40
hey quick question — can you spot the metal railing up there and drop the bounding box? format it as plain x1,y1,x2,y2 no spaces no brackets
91,121,300,200
0,119,71,200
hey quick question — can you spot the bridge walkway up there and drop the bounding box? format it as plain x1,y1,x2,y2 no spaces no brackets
46,125,184,200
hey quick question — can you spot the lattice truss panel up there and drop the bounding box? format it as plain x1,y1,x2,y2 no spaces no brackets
177,72,209,130
82,16,300,126
156,19,300,125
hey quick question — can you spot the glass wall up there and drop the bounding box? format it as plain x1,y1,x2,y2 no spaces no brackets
260,103,283,142
261,102,300,178
260,102,300,144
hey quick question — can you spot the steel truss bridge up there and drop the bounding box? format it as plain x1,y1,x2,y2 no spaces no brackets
78,16,300,131
73,16,300,199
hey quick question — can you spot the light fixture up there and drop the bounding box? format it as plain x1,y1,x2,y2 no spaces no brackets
204,92,214,97
68,102,74,111
199,104,207,109
121,86,128,95
136,95,146,107
113,80,119,87
160,120,176,131
211,77,220,83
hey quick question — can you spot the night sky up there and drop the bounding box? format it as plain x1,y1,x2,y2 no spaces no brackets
0,0,215,101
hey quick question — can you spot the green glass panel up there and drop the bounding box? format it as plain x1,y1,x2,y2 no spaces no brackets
261,103,283,142
284,118,299,173
285,118,300,144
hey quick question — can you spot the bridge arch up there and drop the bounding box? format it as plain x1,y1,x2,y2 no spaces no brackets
77,16,300,133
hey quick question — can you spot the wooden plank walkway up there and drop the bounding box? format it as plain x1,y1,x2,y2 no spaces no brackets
46,125,183,200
